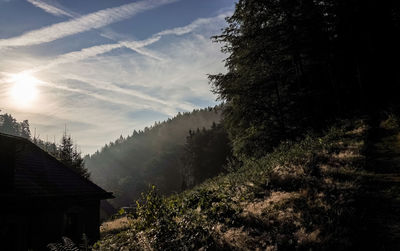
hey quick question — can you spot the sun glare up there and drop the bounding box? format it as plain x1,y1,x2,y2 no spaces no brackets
9,72,39,106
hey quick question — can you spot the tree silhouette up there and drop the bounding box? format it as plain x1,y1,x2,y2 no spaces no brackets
0,112,31,139
209,0,400,159
59,132,90,179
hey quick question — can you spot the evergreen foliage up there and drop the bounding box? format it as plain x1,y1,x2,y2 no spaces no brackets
59,132,90,179
209,0,400,160
85,107,224,208
181,123,233,189
0,112,31,138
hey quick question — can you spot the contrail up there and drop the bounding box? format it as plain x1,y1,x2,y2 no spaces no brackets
0,0,178,48
24,13,230,73
27,0,74,17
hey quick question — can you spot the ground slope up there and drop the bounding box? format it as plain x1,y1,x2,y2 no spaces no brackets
353,119,400,250
95,119,399,250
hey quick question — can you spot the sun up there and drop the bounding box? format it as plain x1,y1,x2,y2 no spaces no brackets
9,72,39,106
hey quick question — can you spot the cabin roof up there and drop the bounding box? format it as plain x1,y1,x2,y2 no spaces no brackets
0,132,113,199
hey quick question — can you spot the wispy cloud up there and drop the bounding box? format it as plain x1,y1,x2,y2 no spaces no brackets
23,13,230,73
23,0,230,61
0,0,178,48
1,12,230,121
0,1,234,153
158,13,228,36
27,0,73,17
38,79,153,111
31,43,124,72
120,36,164,60
24,0,164,60
43,32,226,110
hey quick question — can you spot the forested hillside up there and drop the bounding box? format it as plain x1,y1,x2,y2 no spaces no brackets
94,0,400,250
2,0,400,249
84,107,226,208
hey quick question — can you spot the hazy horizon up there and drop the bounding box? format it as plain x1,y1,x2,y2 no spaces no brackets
0,0,234,154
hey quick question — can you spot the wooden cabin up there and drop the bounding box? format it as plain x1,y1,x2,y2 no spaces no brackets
0,133,113,250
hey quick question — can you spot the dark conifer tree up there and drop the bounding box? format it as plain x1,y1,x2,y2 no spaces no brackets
182,123,232,188
59,132,90,179
209,0,400,159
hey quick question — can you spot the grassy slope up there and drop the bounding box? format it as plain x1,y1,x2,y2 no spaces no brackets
94,120,368,250
352,117,400,250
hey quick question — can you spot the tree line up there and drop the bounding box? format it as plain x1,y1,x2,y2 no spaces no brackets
0,111,89,179
84,106,230,208
181,122,232,189
0,108,233,208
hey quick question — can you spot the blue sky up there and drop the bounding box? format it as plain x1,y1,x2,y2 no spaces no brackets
0,0,235,153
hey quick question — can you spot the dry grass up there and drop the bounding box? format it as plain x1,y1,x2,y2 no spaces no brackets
295,228,321,245
242,191,300,217
218,225,248,249
214,123,366,250
94,121,367,250
100,217,131,234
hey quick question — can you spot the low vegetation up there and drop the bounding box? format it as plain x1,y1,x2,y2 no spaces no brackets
94,119,367,250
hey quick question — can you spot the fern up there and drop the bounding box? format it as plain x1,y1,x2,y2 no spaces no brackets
47,236,80,251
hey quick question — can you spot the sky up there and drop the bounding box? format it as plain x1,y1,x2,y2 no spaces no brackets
0,0,235,154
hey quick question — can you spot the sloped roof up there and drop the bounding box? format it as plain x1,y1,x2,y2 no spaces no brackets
0,133,113,199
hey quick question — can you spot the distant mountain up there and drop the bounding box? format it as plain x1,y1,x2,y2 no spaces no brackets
85,106,223,208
